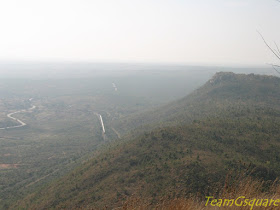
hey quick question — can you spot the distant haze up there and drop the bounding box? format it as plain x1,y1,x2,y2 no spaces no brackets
0,62,276,79
0,0,279,66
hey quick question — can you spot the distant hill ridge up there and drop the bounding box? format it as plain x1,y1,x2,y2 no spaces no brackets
209,72,277,84
112,72,280,135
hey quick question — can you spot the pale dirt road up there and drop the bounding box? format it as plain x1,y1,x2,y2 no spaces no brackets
0,98,36,130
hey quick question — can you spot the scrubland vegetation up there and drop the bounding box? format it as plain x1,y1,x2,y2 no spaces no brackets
121,174,280,209
7,72,280,209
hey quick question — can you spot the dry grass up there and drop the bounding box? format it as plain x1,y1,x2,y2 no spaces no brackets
116,172,280,210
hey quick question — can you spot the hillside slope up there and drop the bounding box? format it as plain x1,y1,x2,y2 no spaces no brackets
112,72,280,135
12,72,280,209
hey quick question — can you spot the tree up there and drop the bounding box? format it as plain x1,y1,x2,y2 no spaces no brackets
258,0,280,74
258,31,280,74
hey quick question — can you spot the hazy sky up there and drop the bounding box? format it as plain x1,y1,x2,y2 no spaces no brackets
0,0,279,65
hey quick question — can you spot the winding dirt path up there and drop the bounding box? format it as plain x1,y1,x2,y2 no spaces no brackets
0,98,36,130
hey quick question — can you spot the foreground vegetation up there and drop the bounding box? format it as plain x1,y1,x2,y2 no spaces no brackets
121,174,280,209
